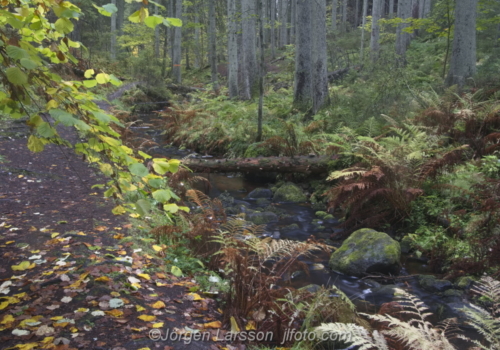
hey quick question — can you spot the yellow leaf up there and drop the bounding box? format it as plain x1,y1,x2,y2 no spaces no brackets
70,327,78,332
41,337,54,345
137,348,151,350
150,301,165,309
156,273,167,279
156,282,167,287
152,245,162,252
12,343,39,350
51,316,64,320
1,314,14,324
137,273,150,280
95,226,107,231
113,233,124,239
110,292,120,297
14,292,26,299
95,276,110,282
187,293,203,301
6,241,14,245
136,305,146,312
29,226,37,231
11,261,35,271
203,321,222,329
51,232,59,238
230,316,240,333
105,309,123,317
245,320,256,330
76,308,89,313
137,315,156,322
0,301,8,310
152,322,164,328
117,250,127,255
131,327,143,332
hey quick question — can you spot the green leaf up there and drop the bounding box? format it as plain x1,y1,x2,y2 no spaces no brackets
27,135,45,152
128,10,141,23
152,159,170,175
163,203,178,213
145,15,163,28
129,163,148,177
92,111,112,124
152,189,171,203
83,79,97,88
171,266,183,277
54,18,74,34
37,122,56,138
84,69,94,78
6,45,28,59
165,17,182,27
112,205,127,215
109,74,122,86
95,73,111,84
100,163,114,176
139,151,152,159
148,178,163,188
20,58,37,69
135,199,151,216
49,109,78,126
168,159,180,173
102,3,118,14
5,67,28,85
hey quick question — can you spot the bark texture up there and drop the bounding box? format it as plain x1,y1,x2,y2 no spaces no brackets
241,0,258,98
172,0,182,83
312,0,329,114
227,0,239,98
370,0,382,61
445,0,477,87
293,0,313,110
395,0,412,61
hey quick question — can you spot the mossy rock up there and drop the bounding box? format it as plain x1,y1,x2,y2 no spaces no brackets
244,142,274,158
455,276,476,290
323,214,334,220
315,211,328,218
246,188,273,199
256,198,271,207
418,275,452,292
329,228,401,277
400,236,413,254
273,182,307,203
247,212,278,225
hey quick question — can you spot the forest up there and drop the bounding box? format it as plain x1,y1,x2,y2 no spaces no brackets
1,0,500,349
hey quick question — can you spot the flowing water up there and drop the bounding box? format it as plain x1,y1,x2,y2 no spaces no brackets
129,116,479,347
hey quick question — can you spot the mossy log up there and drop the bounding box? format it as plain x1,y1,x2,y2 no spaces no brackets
182,156,332,174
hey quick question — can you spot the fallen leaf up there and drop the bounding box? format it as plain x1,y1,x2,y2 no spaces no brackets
11,261,35,271
61,296,72,303
151,301,165,309
203,321,222,329
105,309,123,317
12,329,30,336
152,322,164,328
95,276,110,282
137,273,151,280
137,315,156,322
186,293,203,301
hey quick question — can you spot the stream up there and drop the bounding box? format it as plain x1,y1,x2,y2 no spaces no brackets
128,112,478,346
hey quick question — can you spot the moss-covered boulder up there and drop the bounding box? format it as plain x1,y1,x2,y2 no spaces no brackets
246,188,273,199
247,212,278,225
244,142,274,158
329,228,401,277
418,275,452,292
272,182,307,202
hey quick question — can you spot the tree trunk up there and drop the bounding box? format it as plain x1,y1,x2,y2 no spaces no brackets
257,0,265,142
172,0,182,83
445,0,477,88
110,0,117,60
241,0,258,97
395,0,412,63
332,0,338,31
370,0,382,61
360,0,368,60
154,4,160,58
312,0,329,114
271,0,276,58
354,0,359,28
117,0,125,36
342,0,348,32
182,156,331,174
194,14,201,68
388,0,394,17
280,0,288,47
228,0,239,98
294,0,313,110
209,0,219,91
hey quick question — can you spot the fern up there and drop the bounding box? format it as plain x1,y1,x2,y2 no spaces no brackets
314,323,389,350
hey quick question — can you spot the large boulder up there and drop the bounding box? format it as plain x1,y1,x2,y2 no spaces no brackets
329,228,401,277
246,212,278,225
246,188,273,199
272,182,307,202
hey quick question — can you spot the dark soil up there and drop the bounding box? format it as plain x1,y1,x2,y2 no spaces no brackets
0,88,227,350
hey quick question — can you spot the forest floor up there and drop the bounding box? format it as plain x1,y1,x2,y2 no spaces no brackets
0,87,229,350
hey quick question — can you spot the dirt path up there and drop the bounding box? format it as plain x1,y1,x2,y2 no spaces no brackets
0,86,225,350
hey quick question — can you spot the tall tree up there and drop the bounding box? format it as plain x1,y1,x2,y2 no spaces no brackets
257,0,265,141
154,4,160,58
445,0,477,87
388,0,395,17
172,0,182,83
360,0,368,59
280,0,288,47
208,0,219,91
194,13,201,68
227,0,239,97
110,0,117,60
370,0,382,61
312,0,329,113
241,0,257,98
294,0,313,109
342,0,348,32
395,0,412,62
332,0,338,31
271,0,276,57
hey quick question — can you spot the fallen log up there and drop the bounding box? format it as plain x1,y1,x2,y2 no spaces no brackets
181,155,334,174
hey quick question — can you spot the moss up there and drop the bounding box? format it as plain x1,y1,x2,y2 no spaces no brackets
323,214,334,220
455,276,477,289
315,211,328,218
243,142,274,158
273,182,307,202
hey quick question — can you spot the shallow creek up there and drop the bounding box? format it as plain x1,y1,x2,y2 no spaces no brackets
129,118,478,345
